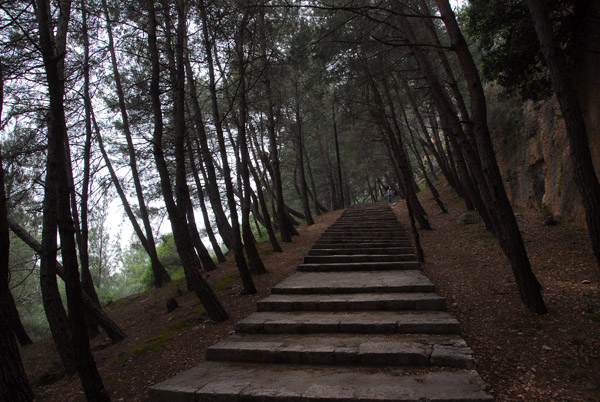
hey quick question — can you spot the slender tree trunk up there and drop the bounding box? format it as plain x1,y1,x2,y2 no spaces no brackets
403,105,448,214
185,61,236,251
79,2,102,339
368,72,431,229
332,102,345,209
258,7,294,241
198,0,256,292
101,0,170,287
146,0,228,321
248,156,282,252
186,136,226,262
525,0,600,268
1,66,34,398
436,0,547,313
185,201,217,271
36,1,112,399
293,80,315,225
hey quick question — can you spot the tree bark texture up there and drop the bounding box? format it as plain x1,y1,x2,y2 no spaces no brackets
36,0,113,399
198,0,256,290
435,0,547,313
146,0,228,322
101,0,170,288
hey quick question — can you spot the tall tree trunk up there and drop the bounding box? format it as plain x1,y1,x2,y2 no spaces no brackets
186,136,226,262
258,6,294,241
332,102,345,209
185,201,217,271
403,105,448,214
248,152,282,252
79,1,101,338
293,80,314,225
436,0,547,313
225,118,265,275
198,0,256,292
0,64,34,399
36,1,113,399
146,0,228,321
525,0,600,268
101,0,170,287
368,73,431,230
185,60,236,251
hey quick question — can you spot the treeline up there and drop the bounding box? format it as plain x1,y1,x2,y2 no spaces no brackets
2,0,600,401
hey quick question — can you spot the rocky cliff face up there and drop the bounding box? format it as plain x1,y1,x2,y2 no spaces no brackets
493,5,600,226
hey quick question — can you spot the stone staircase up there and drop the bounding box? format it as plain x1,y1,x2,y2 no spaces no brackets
149,203,493,401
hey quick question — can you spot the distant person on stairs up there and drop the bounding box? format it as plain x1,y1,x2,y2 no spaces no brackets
385,186,393,203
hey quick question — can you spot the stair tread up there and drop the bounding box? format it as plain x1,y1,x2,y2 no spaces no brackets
207,333,474,368
236,311,460,334
271,271,434,294
149,361,493,402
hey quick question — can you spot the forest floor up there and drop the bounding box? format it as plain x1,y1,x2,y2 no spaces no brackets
21,182,600,402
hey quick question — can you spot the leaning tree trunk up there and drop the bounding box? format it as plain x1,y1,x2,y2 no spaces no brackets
258,6,295,241
102,0,170,287
525,0,600,268
293,80,315,225
187,136,226,262
146,0,228,321
36,1,113,400
332,102,345,209
198,0,256,293
185,60,236,251
435,0,547,314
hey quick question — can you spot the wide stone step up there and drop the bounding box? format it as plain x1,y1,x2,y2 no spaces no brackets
308,247,415,255
236,311,460,335
304,254,417,264
312,241,412,248
319,233,410,239
148,361,493,402
206,333,474,369
257,292,445,312
326,226,407,232
271,271,435,294
316,239,412,246
297,261,421,272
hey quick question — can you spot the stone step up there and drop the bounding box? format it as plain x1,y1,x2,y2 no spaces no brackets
319,233,409,239
206,333,474,369
303,254,417,264
236,311,460,335
312,241,413,248
326,226,407,231
297,261,421,272
257,292,445,312
316,238,412,245
271,271,435,294
148,361,493,402
308,247,415,255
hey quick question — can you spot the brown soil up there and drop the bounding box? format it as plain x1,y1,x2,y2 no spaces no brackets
391,183,600,402
21,183,600,402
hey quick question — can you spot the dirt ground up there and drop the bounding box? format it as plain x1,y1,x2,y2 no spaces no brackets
391,183,600,402
21,183,600,401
